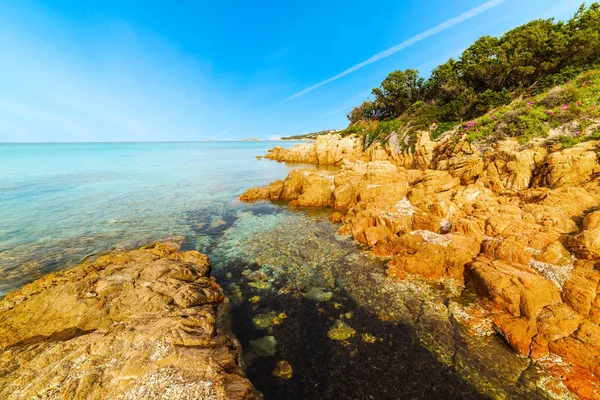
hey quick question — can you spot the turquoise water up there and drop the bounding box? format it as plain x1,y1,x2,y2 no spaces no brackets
0,142,560,399
0,141,308,296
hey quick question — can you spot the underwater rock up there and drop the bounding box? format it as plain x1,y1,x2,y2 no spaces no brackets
252,311,287,330
272,360,293,379
361,333,377,343
249,281,271,290
249,295,261,304
0,241,257,399
327,319,356,341
303,287,333,302
249,336,278,357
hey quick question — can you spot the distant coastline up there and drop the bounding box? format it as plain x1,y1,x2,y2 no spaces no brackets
280,129,339,140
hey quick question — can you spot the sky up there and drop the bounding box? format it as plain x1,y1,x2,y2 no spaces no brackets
0,0,583,142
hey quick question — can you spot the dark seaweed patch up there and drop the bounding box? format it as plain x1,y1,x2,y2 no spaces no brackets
216,261,489,400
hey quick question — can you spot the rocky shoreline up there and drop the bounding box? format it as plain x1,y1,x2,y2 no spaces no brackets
242,133,600,399
0,240,258,399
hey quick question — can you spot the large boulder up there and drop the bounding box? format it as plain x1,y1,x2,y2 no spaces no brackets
535,141,600,188
481,141,547,192
386,231,481,282
0,242,257,400
467,257,560,319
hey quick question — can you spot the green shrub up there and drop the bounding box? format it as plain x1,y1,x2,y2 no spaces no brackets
432,121,459,139
539,85,581,108
559,131,600,148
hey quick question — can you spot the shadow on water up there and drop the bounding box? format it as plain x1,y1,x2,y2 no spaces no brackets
213,260,489,400
182,203,491,399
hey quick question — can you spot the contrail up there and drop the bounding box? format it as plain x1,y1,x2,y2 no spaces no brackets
286,0,507,100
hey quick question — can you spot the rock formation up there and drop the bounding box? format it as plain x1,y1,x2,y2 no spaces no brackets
243,133,600,399
264,134,363,165
0,240,258,400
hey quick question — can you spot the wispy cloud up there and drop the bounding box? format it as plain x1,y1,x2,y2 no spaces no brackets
286,0,507,100
266,46,290,61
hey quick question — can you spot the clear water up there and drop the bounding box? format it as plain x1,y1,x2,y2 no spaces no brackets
0,142,562,399
0,141,310,295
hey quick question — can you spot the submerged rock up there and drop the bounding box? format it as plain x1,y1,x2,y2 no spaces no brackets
249,281,271,290
361,333,377,343
252,311,287,330
0,241,257,400
272,360,293,379
250,335,278,357
327,319,356,341
303,287,333,302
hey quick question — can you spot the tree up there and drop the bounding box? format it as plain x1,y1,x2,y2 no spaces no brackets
371,69,425,119
347,100,385,123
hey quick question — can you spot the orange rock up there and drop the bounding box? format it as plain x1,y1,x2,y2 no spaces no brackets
385,231,480,282
533,241,572,266
481,236,532,266
584,210,600,230
265,134,365,165
536,304,582,351
329,212,344,223
536,141,600,188
269,180,284,200
240,186,271,201
492,314,537,355
481,140,546,192
540,357,600,400
569,228,600,261
550,321,600,377
408,170,461,204
362,225,393,247
562,267,600,317
467,257,560,318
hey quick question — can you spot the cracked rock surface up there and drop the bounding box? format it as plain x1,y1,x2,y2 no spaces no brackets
0,240,258,400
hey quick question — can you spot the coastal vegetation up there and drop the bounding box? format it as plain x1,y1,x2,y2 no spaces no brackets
281,129,339,140
343,3,600,148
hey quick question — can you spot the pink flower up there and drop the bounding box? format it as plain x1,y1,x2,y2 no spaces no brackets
559,104,568,110
528,102,535,105
591,108,596,111
575,131,582,136
546,110,553,115
491,115,497,119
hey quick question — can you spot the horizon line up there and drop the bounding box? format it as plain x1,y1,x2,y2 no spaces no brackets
0,139,316,144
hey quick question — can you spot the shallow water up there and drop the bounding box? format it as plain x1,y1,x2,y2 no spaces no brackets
0,141,309,295
0,142,570,399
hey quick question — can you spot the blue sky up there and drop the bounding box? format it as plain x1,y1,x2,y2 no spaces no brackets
0,0,582,142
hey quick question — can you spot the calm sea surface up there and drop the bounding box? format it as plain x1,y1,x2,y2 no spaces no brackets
0,142,547,399
0,141,308,295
